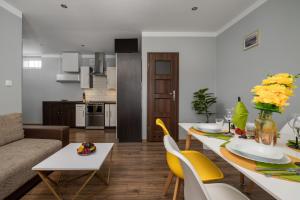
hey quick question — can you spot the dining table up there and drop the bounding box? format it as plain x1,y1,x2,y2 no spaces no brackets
179,123,300,200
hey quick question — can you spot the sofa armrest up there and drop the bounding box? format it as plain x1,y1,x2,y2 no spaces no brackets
23,125,69,147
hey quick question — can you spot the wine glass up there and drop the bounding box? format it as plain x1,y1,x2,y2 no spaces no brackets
215,118,224,130
224,108,234,135
288,114,300,149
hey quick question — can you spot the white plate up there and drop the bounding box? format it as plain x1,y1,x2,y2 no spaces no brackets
194,123,223,133
228,139,284,160
226,140,291,164
226,145,291,164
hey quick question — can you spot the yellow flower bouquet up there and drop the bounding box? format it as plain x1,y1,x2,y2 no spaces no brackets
251,73,299,146
251,73,299,113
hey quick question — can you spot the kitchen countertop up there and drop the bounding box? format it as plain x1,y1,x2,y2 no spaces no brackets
43,100,116,104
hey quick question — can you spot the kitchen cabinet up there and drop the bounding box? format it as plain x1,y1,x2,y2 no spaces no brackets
43,101,76,127
62,52,79,72
105,103,117,127
80,66,93,88
76,104,86,127
106,67,116,90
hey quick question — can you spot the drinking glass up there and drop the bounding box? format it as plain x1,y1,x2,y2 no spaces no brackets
246,122,256,139
215,118,224,130
288,114,300,149
224,108,234,135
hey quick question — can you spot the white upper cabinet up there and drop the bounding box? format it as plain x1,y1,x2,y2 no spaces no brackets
62,52,79,72
80,66,92,88
107,67,116,90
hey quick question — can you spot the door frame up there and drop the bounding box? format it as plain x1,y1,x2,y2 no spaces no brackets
147,52,179,142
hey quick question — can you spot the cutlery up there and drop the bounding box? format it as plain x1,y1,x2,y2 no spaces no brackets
256,167,300,172
264,171,300,177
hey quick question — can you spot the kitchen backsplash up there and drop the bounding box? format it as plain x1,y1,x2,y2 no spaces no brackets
84,76,116,101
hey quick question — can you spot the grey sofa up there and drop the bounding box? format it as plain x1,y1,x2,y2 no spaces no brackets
0,113,69,199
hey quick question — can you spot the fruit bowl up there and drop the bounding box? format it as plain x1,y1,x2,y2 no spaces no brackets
77,142,96,156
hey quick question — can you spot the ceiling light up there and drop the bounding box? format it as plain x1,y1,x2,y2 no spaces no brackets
191,7,198,11
60,4,68,9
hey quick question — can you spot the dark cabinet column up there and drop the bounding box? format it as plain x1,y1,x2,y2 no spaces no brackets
117,53,142,142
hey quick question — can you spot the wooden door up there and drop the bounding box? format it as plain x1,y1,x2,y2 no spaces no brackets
147,53,179,142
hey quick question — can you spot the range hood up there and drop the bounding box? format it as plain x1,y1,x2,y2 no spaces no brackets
56,74,80,82
94,52,105,76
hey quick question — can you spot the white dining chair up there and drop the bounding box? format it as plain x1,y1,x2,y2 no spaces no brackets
279,119,295,144
163,135,250,200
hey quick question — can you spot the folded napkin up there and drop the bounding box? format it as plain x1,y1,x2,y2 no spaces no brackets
203,133,232,141
256,161,300,182
220,141,230,147
232,97,248,130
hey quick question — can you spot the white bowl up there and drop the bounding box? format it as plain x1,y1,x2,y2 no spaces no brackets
194,123,223,133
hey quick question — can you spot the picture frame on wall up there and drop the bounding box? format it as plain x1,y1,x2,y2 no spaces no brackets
244,30,259,50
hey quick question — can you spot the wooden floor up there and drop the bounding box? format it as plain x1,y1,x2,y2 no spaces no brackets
21,129,275,200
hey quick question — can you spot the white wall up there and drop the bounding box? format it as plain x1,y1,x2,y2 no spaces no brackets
22,57,82,124
0,6,22,115
216,0,300,128
142,36,217,139
22,56,117,124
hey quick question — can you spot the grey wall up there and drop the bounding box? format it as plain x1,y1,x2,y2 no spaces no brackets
0,7,22,115
142,37,217,139
22,57,82,124
216,0,300,128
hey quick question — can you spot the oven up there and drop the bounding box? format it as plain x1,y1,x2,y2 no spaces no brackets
86,102,105,129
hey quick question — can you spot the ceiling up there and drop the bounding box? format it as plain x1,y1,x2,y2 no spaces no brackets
6,0,259,55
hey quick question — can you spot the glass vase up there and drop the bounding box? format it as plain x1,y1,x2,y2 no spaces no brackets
254,110,277,146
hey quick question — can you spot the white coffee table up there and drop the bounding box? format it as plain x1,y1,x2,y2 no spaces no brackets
32,143,114,200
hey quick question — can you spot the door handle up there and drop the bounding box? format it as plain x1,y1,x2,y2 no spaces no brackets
170,90,175,101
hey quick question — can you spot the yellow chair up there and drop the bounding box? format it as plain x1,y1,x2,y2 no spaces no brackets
156,118,224,200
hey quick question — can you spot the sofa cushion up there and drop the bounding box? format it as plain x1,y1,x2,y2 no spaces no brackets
0,138,61,199
0,113,24,146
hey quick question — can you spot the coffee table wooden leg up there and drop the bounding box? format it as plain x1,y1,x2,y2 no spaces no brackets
72,170,97,200
107,148,113,184
37,171,62,200
185,134,192,150
96,149,113,185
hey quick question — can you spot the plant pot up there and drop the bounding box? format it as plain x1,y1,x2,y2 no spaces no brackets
254,110,277,146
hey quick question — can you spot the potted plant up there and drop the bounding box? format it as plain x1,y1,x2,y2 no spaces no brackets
192,88,217,123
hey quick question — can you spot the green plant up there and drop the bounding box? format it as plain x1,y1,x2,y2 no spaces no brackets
192,88,217,123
